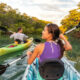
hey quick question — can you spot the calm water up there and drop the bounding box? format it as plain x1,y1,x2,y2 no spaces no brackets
0,35,36,80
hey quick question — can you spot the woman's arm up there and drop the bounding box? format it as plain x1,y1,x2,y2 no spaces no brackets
59,34,72,51
27,45,40,64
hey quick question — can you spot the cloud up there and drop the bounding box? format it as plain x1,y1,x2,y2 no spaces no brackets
72,0,80,3
0,0,79,25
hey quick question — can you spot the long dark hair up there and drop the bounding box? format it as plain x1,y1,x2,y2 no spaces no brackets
46,23,65,59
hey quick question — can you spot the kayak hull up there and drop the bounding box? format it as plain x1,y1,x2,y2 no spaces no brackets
0,38,33,56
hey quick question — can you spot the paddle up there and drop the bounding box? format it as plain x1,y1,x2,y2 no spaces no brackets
64,22,80,35
0,27,8,32
0,26,13,33
32,22,80,42
0,26,41,42
0,54,27,75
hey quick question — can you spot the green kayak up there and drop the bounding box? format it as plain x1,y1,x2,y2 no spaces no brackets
0,38,33,56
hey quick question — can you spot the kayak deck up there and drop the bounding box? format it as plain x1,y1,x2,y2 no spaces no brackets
22,57,80,80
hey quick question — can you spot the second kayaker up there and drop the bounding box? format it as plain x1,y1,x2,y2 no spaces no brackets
27,23,72,64
10,27,28,44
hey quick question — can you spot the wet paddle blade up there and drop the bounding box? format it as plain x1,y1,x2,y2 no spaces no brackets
0,65,7,75
34,38,41,42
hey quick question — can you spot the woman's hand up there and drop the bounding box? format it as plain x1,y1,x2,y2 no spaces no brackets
27,51,32,57
59,34,72,51
59,34,66,40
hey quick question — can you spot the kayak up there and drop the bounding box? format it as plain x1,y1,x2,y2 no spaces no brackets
0,38,33,56
22,57,80,80
22,58,63,80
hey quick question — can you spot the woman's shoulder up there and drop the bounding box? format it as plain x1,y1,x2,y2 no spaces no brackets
35,43,45,55
36,43,44,48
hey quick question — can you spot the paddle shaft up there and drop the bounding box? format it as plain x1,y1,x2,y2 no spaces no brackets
0,27,14,33
64,26,78,35
6,54,27,67
0,54,27,75
64,27,76,35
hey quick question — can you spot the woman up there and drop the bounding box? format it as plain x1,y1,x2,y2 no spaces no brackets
27,23,72,64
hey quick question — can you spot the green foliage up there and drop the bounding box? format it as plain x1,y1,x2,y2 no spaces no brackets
66,34,80,61
61,3,80,33
0,3,51,35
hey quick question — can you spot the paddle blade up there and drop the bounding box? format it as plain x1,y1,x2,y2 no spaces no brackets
0,65,7,75
34,38,41,42
0,27,8,32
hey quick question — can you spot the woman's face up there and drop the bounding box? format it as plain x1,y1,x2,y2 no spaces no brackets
42,26,52,40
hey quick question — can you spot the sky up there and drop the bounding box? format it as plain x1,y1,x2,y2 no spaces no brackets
0,0,80,26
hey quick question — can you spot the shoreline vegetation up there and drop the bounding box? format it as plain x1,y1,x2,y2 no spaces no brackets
0,3,52,35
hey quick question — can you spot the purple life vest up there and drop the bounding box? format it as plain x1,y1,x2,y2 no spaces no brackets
40,42,61,63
